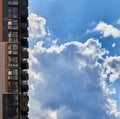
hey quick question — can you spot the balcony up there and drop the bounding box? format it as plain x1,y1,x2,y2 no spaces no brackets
21,27,28,37
21,50,29,58
22,71,29,81
21,93,29,103
21,0,28,6
21,10,28,17
21,29,28,38
21,105,29,111
21,106,29,115
21,60,29,69
21,38,28,48
22,116,29,119
21,112,28,117
21,16,27,23
21,81,29,92
21,22,28,28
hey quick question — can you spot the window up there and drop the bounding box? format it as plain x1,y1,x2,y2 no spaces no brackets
8,68,19,92
13,44,18,50
8,75,18,81
13,0,18,5
8,44,12,50
13,57,18,63
8,20,12,25
8,69,18,76
8,0,12,5
8,19,18,30
8,70,12,75
8,56,18,63
8,44,19,55
8,31,18,37
8,63,12,67
13,69,18,76
8,56,12,62
8,0,18,5
8,44,18,49
8,81,19,93
8,7,18,17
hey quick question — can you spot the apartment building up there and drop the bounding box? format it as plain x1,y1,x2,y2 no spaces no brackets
0,0,29,118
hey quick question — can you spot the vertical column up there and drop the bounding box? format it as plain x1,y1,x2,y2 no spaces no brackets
0,0,2,42
0,0,3,117
20,0,29,118
2,0,8,42
0,43,6,119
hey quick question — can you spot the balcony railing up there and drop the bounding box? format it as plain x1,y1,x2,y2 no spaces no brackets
21,22,28,28
21,11,28,17
22,71,29,80
21,38,28,48
21,29,28,38
21,60,29,69
21,16,27,23
21,106,29,115
21,50,29,58
21,81,29,92
21,0,28,6
21,93,29,103
21,116,29,119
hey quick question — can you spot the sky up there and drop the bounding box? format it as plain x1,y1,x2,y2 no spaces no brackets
28,0,120,119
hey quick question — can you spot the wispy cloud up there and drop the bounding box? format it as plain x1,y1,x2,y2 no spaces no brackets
112,43,116,48
93,21,120,38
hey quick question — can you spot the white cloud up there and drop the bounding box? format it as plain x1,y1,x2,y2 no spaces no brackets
29,84,35,91
117,19,120,24
28,13,47,38
112,43,116,48
28,48,39,67
108,99,120,117
29,99,57,119
29,69,44,81
104,56,120,82
29,38,120,119
93,21,120,38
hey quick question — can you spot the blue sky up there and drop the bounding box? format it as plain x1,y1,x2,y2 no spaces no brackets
28,0,120,119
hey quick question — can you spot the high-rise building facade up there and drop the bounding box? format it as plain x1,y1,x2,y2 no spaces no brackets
0,0,29,119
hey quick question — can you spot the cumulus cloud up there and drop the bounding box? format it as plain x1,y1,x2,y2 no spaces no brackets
93,21,120,38
28,13,47,38
28,14,120,118
29,38,120,119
